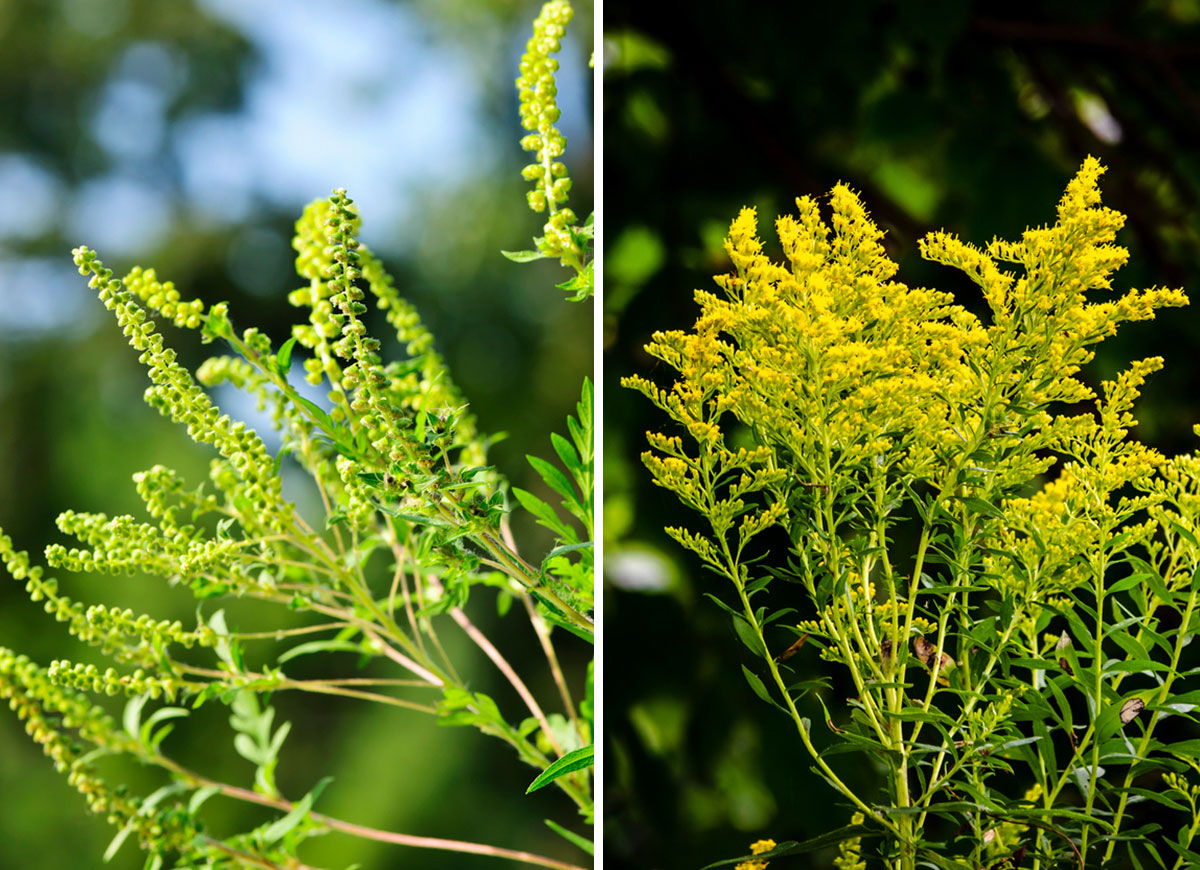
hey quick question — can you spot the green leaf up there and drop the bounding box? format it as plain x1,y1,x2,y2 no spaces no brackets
262,792,312,845
1119,786,1189,812
123,693,148,742
202,305,232,342
703,592,742,619
543,541,593,562
188,785,221,814
104,825,134,863
513,487,573,539
1105,660,1171,675
107,784,186,861
731,615,766,659
271,443,294,477
741,664,775,707
537,607,595,643
1168,519,1200,549
550,432,583,479
501,248,551,263
140,706,189,752
959,496,1005,519
544,819,593,855
1108,573,1153,594
294,394,333,431
276,337,298,377
527,454,578,504
277,639,364,664
1167,739,1200,758
556,265,594,300
526,745,594,794
372,503,451,528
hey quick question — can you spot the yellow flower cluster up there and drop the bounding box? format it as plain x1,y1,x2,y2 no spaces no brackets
987,782,1043,855
629,159,1188,619
733,838,777,870
834,814,867,870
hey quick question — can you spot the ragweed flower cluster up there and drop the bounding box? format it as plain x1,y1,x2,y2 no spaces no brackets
75,247,291,539
510,0,593,298
631,160,1200,870
518,3,575,234
0,649,200,857
0,185,594,868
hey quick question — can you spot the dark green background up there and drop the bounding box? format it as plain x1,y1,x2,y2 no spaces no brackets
0,1,592,867
603,2,1200,867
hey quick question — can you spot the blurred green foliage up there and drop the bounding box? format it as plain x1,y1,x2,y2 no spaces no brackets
604,2,1200,867
0,0,592,867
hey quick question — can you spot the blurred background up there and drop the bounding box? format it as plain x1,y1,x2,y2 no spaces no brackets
0,0,592,867
603,1,1200,867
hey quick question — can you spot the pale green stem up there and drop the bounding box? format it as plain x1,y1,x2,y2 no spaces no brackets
1104,584,1199,865
522,593,583,742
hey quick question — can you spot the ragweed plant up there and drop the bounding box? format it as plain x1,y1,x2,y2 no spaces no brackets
503,0,594,301
0,2,593,869
627,158,1200,869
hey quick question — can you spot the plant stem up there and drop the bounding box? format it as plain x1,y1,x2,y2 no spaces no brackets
451,606,562,757
1102,585,1199,864
161,760,587,870
522,593,582,739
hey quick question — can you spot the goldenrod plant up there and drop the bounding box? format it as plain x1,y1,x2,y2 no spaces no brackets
627,158,1200,869
0,2,592,868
